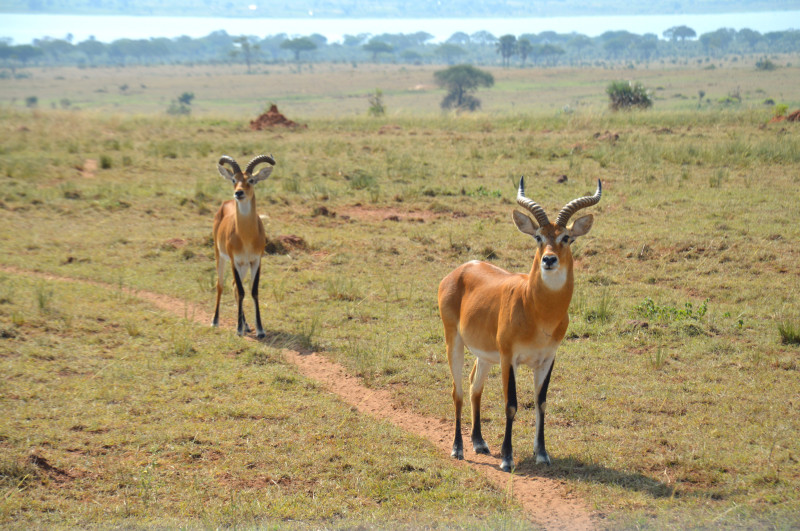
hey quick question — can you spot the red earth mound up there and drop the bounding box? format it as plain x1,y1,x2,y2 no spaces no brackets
249,104,306,130
769,109,800,123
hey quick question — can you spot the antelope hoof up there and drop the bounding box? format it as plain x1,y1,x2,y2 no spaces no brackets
535,451,552,466
256,329,266,340
500,457,515,473
451,446,464,460
472,439,490,455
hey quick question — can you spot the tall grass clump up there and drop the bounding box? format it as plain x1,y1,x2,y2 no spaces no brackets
778,321,800,345
607,80,653,110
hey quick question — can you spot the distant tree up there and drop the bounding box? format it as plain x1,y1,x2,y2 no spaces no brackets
35,38,74,63
342,34,368,47
280,37,317,63
232,35,260,73
434,64,494,111
663,25,697,42
401,49,422,63
408,32,435,47
10,44,43,67
538,43,565,66
496,34,516,67
446,32,471,46
603,36,631,60
435,43,466,65
567,34,593,62
362,39,393,62
638,34,659,62
736,28,762,51
700,28,735,56
470,31,497,46
308,33,328,48
77,38,105,65
517,38,532,66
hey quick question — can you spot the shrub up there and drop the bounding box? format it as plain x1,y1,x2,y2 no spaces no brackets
755,57,777,71
367,88,385,116
606,80,652,111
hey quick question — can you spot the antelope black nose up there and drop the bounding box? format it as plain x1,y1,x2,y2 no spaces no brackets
542,255,558,268
234,190,245,199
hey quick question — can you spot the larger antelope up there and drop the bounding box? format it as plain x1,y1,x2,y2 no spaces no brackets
212,154,275,338
438,178,601,472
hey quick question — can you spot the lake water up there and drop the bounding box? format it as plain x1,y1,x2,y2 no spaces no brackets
1,11,798,45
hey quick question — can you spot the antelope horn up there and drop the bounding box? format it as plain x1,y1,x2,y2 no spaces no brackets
245,154,276,175
555,180,602,228
218,155,241,175
516,176,551,228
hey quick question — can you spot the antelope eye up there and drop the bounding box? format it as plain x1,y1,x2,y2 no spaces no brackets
248,178,255,185
534,235,543,244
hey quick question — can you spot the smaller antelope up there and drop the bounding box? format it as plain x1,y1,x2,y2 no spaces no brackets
212,154,275,338
438,177,601,472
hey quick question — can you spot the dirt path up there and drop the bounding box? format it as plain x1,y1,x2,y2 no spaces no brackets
3,266,595,530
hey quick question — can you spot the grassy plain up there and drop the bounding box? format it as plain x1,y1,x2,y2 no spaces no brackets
1,61,800,528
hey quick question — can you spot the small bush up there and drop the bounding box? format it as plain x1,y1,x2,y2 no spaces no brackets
25,96,38,108
367,88,385,116
606,80,652,110
167,101,191,116
755,57,777,71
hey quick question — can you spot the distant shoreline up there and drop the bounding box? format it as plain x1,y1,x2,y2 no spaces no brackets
2,11,798,45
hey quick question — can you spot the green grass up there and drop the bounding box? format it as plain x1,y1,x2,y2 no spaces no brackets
0,274,519,528
1,62,800,528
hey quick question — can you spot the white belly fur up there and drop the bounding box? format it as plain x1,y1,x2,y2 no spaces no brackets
465,338,559,370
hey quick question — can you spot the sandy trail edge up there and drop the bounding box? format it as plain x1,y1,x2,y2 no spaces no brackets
3,266,595,530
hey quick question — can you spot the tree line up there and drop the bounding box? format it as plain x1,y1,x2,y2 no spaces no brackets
1,25,799,72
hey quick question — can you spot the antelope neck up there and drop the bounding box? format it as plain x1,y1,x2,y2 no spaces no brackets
526,255,573,321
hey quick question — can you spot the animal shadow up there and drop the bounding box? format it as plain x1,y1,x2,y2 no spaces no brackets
515,455,674,499
256,328,318,355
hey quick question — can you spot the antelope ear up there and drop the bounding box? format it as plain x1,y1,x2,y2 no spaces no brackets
251,165,274,183
513,210,539,236
569,214,594,237
218,164,236,183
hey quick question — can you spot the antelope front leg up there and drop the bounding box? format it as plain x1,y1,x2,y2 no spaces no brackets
500,360,517,472
232,266,248,336
250,260,266,339
533,358,555,465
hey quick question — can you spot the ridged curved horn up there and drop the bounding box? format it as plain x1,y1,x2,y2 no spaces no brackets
218,155,241,175
555,180,602,228
516,176,551,228
245,154,276,175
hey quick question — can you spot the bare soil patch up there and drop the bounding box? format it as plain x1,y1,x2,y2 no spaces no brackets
337,205,435,223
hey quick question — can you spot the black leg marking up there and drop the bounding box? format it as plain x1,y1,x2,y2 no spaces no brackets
501,364,517,472
251,265,266,339
452,414,464,460
535,360,554,465
471,401,490,455
233,268,246,336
